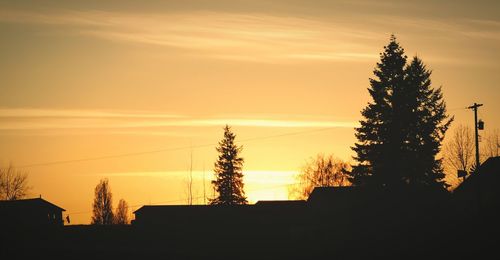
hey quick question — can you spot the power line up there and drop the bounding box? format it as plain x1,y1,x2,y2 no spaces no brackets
447,106,468,112
12,127,337,169
65,182,299,216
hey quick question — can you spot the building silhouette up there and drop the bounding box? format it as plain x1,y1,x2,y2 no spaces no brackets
3,158,499,258
453,156,500,218
0,197,65,227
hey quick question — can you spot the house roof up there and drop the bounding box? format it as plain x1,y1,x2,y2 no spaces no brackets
133,204,209,214
307,186,357,203
133,200,307,214
0,198,65,211
255,200,306,206
454,156,500,194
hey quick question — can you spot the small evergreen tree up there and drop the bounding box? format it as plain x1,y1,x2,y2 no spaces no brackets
351,35,452,190
91,178,114,225
210,125,247,205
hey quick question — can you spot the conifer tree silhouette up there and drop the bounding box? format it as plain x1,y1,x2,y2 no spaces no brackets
351,35,452,190
210,125,247,205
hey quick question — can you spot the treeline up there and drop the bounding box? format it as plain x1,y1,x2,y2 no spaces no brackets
91,179,129,225
3,35,498,225
293,35,498,195
90,35,499,223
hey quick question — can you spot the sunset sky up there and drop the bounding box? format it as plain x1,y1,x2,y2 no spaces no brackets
1,0,499,224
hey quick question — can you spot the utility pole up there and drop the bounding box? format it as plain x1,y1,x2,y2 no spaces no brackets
467,103,483,172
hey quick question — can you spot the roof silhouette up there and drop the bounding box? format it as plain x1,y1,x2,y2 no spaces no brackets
0,197,65,211
255,200,306,206
454,156,500,194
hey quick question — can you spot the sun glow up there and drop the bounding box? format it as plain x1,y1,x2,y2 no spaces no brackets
1,1,499,226
243,170,298,203
56,170,299,223
93,170,299,203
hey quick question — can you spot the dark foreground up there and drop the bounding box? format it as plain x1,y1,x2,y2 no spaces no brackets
2,196,498,260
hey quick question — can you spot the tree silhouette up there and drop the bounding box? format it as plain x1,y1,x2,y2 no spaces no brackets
403,56,452,189
291,154,351,200
443,125,475,176
0,165,30,200
114,199,129,225
351,35,452,190
91,178,114,225
209,125,247,205
483,129,500,159
351,35,407,187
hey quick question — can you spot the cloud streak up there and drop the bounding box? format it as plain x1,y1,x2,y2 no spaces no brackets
0,108,358,133
0,108,184,119
0,9,380,63
1,2,499,66
1,8,498,65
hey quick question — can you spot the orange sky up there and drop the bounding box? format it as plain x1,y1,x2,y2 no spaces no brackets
1,0,499,224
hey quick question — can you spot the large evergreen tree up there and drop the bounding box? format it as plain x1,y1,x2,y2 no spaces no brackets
352,35,407,187
210,125,247,205
351,35,452,190
404,57,452,189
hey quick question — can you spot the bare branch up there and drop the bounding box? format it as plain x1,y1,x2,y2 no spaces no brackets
290,154,351,200
0,165,30,200
114,199,129,225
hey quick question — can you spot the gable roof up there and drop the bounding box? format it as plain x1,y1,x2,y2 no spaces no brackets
0,198,65,211
255,200,306,206
454,156,500,194
307,186,357,203
133,200,307,214
133,204,210,214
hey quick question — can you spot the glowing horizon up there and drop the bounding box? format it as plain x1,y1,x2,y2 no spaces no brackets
1,0,498,224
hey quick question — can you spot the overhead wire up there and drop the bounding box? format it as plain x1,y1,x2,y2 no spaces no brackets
65,182,301,216
5,125,337,220
11,127,338,169
6,106,474,169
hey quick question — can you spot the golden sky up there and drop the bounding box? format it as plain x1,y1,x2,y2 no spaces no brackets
1,0,499,224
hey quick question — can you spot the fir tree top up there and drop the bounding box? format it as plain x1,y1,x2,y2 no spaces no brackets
210,125,247,205
351,35,452,191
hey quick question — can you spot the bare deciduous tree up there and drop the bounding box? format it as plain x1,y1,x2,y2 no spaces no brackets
187,151,194,205
290,154,351,200
0,165,30,200
443,125,475,173
114,199,129,225
91,178,114,225
442,125,475,189
444,126,499,189
483,129,499,159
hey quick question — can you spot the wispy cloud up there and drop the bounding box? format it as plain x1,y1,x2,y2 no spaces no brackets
0,108,358,133
0,108,184,119
191,119,356,128
0,9,379,63
3,8,495,64
375,15,500,41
